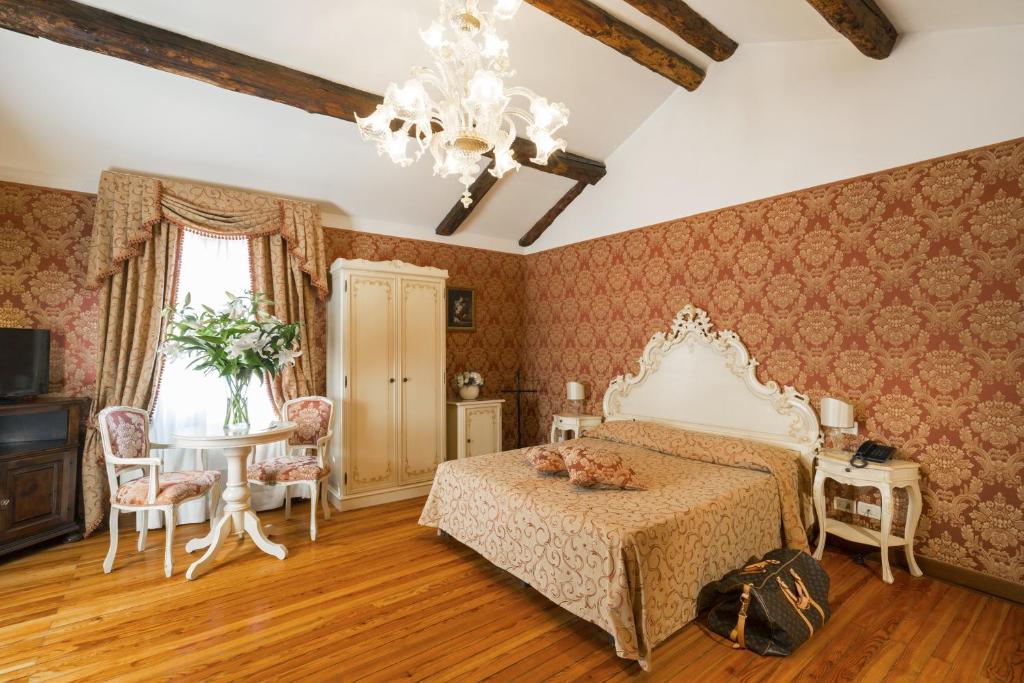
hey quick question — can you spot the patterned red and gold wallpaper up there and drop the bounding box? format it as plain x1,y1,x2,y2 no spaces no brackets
321,229,525,450
0,180,524,450
0,182,98,398
2,137,1020,585
520,138,1023,584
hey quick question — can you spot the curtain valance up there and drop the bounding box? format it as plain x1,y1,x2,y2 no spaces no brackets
86,171,328,296
80,170,328,537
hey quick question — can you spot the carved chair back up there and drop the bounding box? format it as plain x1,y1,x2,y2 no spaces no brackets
281,396,334,472
96,406,153,494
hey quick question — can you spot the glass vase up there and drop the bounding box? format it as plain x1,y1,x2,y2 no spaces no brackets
223,377,250,435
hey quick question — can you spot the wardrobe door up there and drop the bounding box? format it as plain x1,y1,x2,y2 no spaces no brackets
398,277,445,484
346,273,398,493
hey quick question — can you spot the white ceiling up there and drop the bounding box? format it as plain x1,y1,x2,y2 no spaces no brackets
1,0,1022,252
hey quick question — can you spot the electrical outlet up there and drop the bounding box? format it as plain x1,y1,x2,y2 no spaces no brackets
857,501,882,520
833,497,854,513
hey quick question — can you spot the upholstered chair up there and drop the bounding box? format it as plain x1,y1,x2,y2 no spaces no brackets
247,396,334,540
97,406,221,578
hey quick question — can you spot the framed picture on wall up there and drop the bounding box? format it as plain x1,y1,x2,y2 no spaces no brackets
446,287,475,331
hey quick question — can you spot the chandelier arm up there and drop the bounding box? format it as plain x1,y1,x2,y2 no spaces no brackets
504,106,534,126
504,86,540,100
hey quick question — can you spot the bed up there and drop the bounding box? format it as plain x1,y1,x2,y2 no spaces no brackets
419,305,822,669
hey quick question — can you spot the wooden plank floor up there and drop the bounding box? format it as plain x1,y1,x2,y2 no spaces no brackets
1,497,1021,682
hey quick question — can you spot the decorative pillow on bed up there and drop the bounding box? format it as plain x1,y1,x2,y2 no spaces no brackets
524,445,567,474
561,445,646,490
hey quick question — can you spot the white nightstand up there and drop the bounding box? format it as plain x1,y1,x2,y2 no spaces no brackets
812,448,923,584
447,399,505,460
549,414,603,443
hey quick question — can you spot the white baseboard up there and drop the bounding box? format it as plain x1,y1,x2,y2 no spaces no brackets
326,482,433,511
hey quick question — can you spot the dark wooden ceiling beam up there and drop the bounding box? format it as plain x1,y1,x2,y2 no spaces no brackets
621,0,736,62
435,161,500,236
805,0,897,59
0,0,606,185
519,181,587,247
524,0,704,90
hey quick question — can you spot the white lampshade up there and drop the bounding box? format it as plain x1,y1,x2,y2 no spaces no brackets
566,381,585,401
820,397,855,429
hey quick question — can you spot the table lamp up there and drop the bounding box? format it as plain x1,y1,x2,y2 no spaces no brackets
820,397,856,450
566,381,585,416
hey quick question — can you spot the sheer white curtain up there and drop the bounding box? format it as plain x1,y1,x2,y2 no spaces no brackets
143,231,291,528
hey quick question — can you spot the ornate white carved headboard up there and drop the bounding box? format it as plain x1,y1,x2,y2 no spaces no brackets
602,306,822,474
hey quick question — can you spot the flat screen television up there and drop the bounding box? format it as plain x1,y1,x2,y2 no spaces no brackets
0,328,50,398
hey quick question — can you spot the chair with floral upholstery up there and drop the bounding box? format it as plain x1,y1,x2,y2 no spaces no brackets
247,396,334,541
97,406,221,578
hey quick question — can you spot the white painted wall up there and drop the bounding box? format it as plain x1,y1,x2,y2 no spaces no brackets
528,24,1024,252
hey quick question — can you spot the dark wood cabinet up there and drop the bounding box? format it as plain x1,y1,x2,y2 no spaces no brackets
0,397,89,557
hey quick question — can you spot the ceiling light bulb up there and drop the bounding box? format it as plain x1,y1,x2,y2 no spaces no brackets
490,148,520,177
481,31,508,59
420,21,445,49
387,79,428,118
467,70,504,108
530,98,569,132
385,134,412,166
493,0,522,21
528,128,565,163
356,105,394,141
440,151,464,177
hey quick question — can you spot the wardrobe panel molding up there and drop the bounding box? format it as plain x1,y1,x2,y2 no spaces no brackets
327,259,449,510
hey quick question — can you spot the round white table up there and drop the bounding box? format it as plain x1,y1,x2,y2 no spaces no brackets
173,422,296,580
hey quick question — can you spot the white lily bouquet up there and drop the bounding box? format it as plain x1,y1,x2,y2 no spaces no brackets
160,291,301,433
453,371,484,400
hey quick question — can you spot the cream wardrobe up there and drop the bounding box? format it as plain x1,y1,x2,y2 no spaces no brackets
327,259,448,510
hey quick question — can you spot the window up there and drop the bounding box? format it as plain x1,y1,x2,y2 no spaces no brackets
144,231,286,527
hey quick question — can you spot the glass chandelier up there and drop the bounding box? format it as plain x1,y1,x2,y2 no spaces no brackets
356,0,570,207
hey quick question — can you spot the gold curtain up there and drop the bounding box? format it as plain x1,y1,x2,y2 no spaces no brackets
250,235,327,408
82,171,328,536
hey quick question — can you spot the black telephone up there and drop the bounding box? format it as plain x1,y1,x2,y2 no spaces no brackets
849,440,897,468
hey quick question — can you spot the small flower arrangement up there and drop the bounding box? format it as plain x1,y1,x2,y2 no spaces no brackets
453,371,484,389
160,291,301,432
453,371,484,400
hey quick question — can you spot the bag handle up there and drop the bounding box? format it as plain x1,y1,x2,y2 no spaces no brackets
791,569,826,621
730,583,751,650
739,559,780,574
776,576,815,637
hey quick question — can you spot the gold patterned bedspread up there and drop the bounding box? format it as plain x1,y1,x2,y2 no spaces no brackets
418,428,799,669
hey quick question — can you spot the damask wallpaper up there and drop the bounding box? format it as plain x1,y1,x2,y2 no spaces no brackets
520,138,1023,585
0,182,98,398
1,136,1019,586
0,180,525,451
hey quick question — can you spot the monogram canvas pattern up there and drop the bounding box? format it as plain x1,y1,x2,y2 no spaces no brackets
561,444,647,490
114,470,220,506
285,398,332,446
420,436,787,668
248,454,324,483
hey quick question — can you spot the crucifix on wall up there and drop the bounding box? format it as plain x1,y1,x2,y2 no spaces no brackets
502,369,538,449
